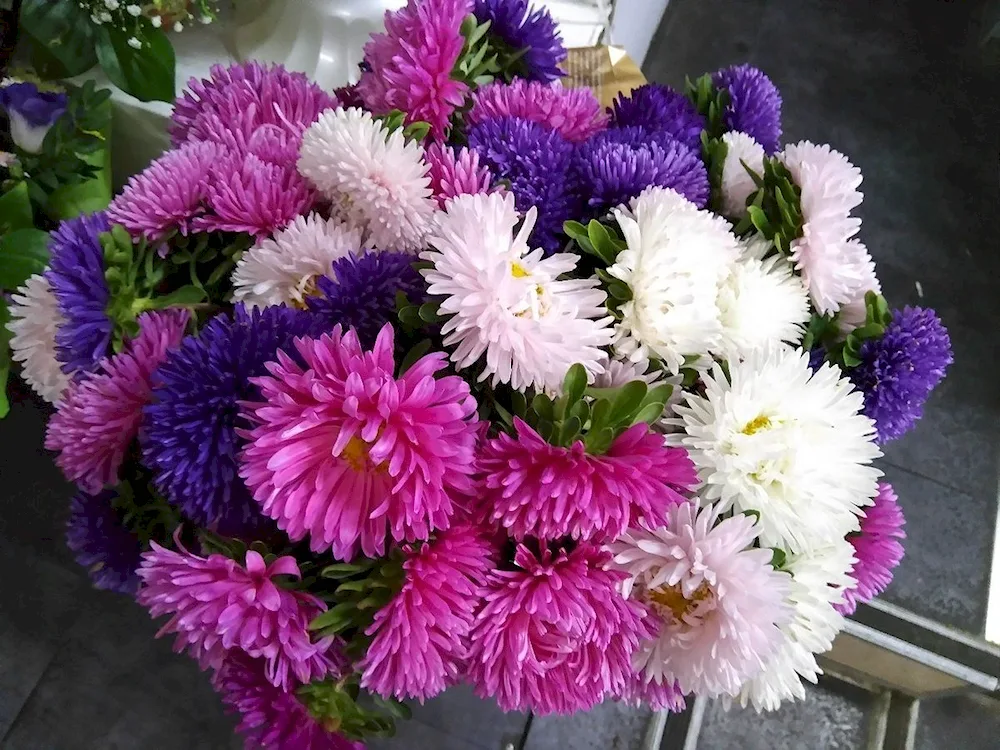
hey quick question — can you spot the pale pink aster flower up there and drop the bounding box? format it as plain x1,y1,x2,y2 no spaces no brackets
617,673,686,712
359,524,495,701
468,542,656,714
469,79,608,143
214,653,363,750
107,140,222,242
478,418,697,543
836,243,882,334
424,143,494,208
138,541,342,691
239,324,480,560
612,502,792,698
357,0,471,139
6,273,70,403
45,310,189,493
836,482,905,615
779,140,868,314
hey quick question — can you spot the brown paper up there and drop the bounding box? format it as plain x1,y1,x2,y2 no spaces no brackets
563,45,647,110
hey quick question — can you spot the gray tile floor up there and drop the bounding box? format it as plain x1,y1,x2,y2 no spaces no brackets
2,0,999,747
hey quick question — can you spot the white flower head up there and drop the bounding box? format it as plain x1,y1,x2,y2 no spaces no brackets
736,539,856,711
609,186,742,373
231,213,364,309
298,107,437,253
717,248,810,360
780,141,869,314
422,191,614,392
150,14,162,27
719,131,765,219
676,344,882,553
7,273,70,404
127,37,142,49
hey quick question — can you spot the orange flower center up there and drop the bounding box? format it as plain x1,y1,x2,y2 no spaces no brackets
648,582,713,622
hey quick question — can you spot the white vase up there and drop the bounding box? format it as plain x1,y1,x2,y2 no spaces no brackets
227,0,406,90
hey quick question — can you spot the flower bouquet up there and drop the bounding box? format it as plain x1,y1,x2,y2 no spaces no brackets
5,0,953,746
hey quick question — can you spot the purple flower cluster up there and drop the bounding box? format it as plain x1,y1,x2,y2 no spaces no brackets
473,0,566,83
66,489,142,594
609,83,706,151
712,64,782,153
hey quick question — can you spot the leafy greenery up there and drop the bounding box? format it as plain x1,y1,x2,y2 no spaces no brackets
803,292,891,369
0,228,50,289
94,24,176,103
18,0,98,79
685,73,730,141
733,156,804,254
297,676,410,741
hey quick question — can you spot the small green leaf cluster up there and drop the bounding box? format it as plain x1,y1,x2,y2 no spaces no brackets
563,219,632,318
297,677,411,741
809,291,892,370
377,110,432,143
733,157,804,255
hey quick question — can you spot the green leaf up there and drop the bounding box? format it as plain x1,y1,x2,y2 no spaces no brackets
147,285,206,309
584,426,615,455
95,26,176,103
494,401,514,428
399,339,433,375
633,402,666,426
641,383,674,412
19,0,98,78
0,182,35,233
0,229,50,290
588,398,611,434
417,301,442,323
562,363,588,407
770,548,787,569
0,299,10,419
531,393,554,422
568,399,590,426
510,389,528,419
559,415,582,446
609,381,648,424
586,220,617,264
402,121,431,143
308,602,356,633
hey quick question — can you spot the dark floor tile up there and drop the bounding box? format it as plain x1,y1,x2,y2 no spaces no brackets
916,694,1000,750
394,684,528,750
523,700,653,750
878,465,993,634
369,716,504,750
697,678,873,750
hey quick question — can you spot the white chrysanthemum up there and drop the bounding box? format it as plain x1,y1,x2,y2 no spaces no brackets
676,345,882,553
736,540,856,711
609,186,741,373
780,141,868,314
7,273,70,403
422,191,614,392
298,107,437,252
717,250,810,360
231,213,364,309
613,503,792,698
836,242,881,334
719,131,765,219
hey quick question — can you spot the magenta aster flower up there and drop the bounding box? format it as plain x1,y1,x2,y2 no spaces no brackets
46,310,189,493
239,324,480,560
468,79,607,143
137,541,342,690
425,142,494,207
478,418,697,543
359,524,495,701
468,542,656,714
837,482,905,615
170,61,338,147
107,141,221,242
357,0,471,139
618,673,686,712
215,653,363,750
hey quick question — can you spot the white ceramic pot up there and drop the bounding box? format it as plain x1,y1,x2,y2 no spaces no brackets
228,0,406,90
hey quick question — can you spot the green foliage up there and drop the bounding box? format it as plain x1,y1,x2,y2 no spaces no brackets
94,25,176,103
297,677,409,741
0,228,49,290
563,219,628,266
733,157,804,254
770,547,787,570
112,472,181,547
828,292,892,369
0,181,35,235
18,0,98,79
454,15,502,86
700,131,729,215
685,73,730,140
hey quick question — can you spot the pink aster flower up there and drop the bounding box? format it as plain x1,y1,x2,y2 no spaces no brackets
137,540,342,690
194,150,316,237
45,310,189,493
107,140,222,242
214,653,363,750
478,418,697,543
424,142,494,207
357,0,471,139
468,542,656,714
611,502,792,698
359,524,495,701
239,324,480,560
617,672,687,712
469,79,608,142
836,482,905,615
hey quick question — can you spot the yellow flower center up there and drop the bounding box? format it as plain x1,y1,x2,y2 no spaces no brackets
741,414,773,436
648,582,712,622
341,436,374,473
291,275,322,310
510,261,530,278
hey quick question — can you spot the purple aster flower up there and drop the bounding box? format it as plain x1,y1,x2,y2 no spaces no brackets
0,81,67,153
712,64,782,153
45,212,112,376
467,116,577,254
66,489,142,594
837,482,905,616
808,347,827,372
850,306,952,443
305,250,427,349
143,305,326,536
473,0,566,83
573,127,709,216
609,84,706,151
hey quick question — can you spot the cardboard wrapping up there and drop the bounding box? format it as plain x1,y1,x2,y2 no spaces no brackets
563,45,647,109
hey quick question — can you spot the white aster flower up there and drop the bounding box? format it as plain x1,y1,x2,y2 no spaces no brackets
7,273,70,404
676,344,882,553
298,107,437,253
717,247,810,360
613,503,792,698
422,191,614,392
780,141,868,314
719,131,765,219
736,539,856,711
231,213,364,309
836,242,881,334
609,186,741,373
